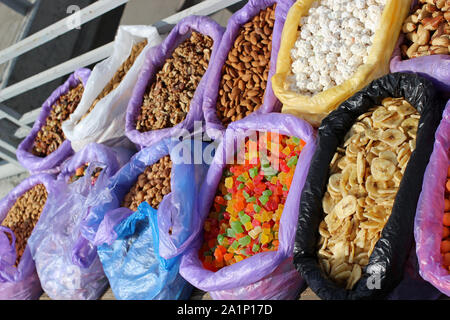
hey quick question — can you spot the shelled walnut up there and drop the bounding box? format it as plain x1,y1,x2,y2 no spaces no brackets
136,31,213,132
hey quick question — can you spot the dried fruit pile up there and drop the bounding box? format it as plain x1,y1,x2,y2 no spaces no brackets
122,156,172,211
81,40,148,121
216,4,276,128
1,184,48,267
317,97,420,290
68,163,103,185
32,83,84,157
442,160,450,272
401,0,450,59
136,32,213,132
199,132,306,272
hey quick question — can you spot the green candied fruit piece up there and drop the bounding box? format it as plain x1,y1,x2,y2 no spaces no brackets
249,167,259,179
230,220,244,234
240,214,251,224
238,235,251,246
252,244,260,253
227,228,235,238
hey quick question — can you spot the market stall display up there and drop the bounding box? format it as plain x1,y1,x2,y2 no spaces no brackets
5,1,450,301
62,26,163,152
16,69,91,174
414,100,450,297
125,16,225,148
390,0,450,92
0,174,56,300
180,113,316,300
272,0,410,127
203,0,294,138
293,72,446,300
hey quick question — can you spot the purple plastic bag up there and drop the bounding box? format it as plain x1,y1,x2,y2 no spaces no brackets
209,258,307,300
390,0,450,93
0,173,57,300
179,113,316,299
56,142,135,183
16,68,91,175
202,0,294,140
125,16,225,149
414,100,450,297
25,144,134,300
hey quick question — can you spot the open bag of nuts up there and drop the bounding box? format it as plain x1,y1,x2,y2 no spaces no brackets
202,0,295,139
24,144,134,300
55,142,135,184
390,0,450,92
293,73,446,300
81,138,209,299
272,0,411,127
125,16,225,149
16,68,91,174
414,100,450,297
0,173,57,300
62,26,163,152
179,113,316,300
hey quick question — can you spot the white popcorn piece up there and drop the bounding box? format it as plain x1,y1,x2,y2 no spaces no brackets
289,0,385,95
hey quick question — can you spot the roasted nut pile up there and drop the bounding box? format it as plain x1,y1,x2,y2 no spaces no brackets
122,156,172,211
32,83,84,157
68,163,103,185
216,4,276,128
401,0,450,59
288,0,386,95
1,184,48,267
317,97,420,290
136,32,213,132
80,40,148,121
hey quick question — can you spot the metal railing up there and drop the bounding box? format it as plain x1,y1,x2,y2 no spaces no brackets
0,0,244,179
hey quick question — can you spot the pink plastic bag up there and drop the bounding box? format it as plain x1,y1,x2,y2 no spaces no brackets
414,100,450,297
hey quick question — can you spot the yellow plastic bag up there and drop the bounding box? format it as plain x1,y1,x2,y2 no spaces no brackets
272,0,411,127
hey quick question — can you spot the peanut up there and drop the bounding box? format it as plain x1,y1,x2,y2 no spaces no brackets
122,156,172,211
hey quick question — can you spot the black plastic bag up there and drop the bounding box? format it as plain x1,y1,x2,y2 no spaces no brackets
293,72,446,300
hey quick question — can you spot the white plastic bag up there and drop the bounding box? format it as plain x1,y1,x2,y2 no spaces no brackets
62,25,163,152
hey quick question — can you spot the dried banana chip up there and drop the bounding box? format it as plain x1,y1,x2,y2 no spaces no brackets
371,158,396,181
380,128,406,147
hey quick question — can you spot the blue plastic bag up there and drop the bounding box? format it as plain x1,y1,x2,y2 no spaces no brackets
97,202,192,300
86,138,210,299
